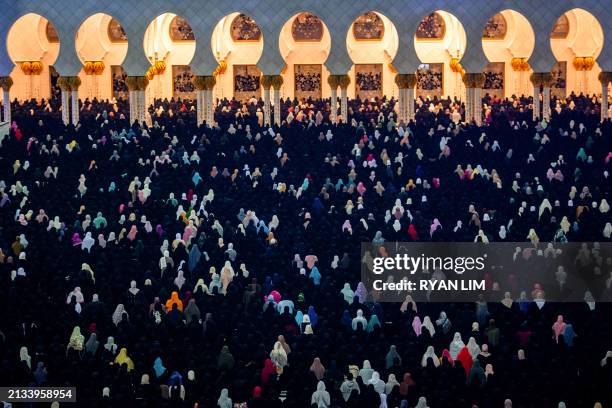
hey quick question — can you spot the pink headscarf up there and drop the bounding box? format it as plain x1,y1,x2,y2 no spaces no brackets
412,316,422,337
342,220,352,232
127,225,138,241
71,233,82,246
430,219,441,237
552,315,566,342
305,255,318,269
264,290,282,303
357,182,366,196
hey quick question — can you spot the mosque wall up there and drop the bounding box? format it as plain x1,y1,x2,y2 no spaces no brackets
1,0,611,102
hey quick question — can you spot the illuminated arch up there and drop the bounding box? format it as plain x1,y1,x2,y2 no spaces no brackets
413,10,466,100
481,10,535,98
211,12,264,101
550,8,604,96
144,13,197,101
279,12,331,99
75,13,129,100
346,11,399,99
6,13,61,100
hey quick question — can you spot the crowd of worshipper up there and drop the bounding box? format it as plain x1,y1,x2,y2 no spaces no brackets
0,88,611,408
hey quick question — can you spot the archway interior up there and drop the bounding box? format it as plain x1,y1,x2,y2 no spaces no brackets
279,12,331,100
211,12,264,101
6,13,60,100
346,11,399,100
143,13,196,101
550,8,604,96
413,10,467,100
75,13,128,101
481,10,535,98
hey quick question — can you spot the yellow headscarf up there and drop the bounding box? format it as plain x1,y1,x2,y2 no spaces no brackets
114,348,134,371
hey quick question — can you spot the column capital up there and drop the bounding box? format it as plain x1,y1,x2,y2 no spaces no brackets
395,74,417,89
261,75,283,90
58,76,82,91
462,73,485,88
125,76,149,91
598,71,612,85
529,72,553,87
0,76,13,91
194,76,216,90
328,74,350,90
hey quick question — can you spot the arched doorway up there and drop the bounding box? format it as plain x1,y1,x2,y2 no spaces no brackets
143,13,197,103
6,13,60,100
279,12,331,99
211,12,264,101
346,11,398,100
549,8,604,97
75,13,128,101
413,10,467,101
481,10,535,98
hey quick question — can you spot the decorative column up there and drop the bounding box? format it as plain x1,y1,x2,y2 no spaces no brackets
327,75,339,123
270,75,283,125
260,75,272,126
529,72,551,122
338,74,350,123
57,77,73,126
70,77,82,125
542,79,552,122
462,73,485,125
395,74,417,124
194,76,216,126
0,77,13,123
126,76,149,125
599,72,612,122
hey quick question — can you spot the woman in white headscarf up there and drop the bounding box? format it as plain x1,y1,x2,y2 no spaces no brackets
270,341,288,371
104,336,118,355
67,326,85,352
449,332,465,360
174,270,186,290
421,346,440,367
66,287,85,304
81,232,95,252
112,304,128,326
368,371,386,394
311,381,331,408
20,346,32,369
421,316,435,337
466,337,481,359
385,373,400,395
604,223,612,239
217,388,232,408
340,283,354,304
359,360,374,383
416,396,430,408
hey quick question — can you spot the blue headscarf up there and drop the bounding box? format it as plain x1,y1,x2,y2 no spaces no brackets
168,371,183,386
308,306,318,327
366,314,381,333
295,310,304,327
335,179,345,191
153,357,166,378
562,324,576,347
188,245,201,272
309,266,321,286
257,220,269,235
312,198,325,215
192,172,202,187
341,310,352,328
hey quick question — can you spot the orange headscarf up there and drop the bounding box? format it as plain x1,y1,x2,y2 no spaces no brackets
165,291,183,312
